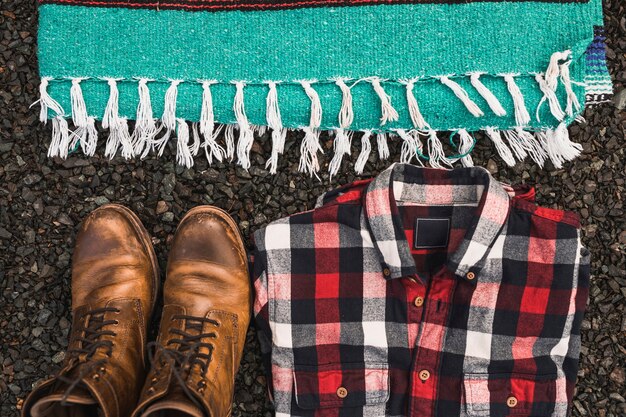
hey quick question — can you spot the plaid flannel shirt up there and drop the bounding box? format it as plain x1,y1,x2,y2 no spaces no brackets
252,164,589,417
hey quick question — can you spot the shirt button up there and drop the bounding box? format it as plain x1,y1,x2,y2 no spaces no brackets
506,396,518,408
414,296,424,307
382,268,391,277
466,271,476,280
336,387,348,398
418,369,430,381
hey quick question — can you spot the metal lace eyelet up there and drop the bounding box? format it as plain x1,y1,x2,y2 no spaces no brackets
147,387,155,394
113,320,119,326
92,373,100,381
99,367,106,374
197,387,205,393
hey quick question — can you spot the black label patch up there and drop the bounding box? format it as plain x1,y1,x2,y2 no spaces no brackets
414,218,450,249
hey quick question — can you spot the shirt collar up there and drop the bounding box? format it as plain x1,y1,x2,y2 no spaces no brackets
363,164,511,281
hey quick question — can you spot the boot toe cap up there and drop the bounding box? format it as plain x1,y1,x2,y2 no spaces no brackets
168,206,246,269
72,204,158,313
76,204,147,256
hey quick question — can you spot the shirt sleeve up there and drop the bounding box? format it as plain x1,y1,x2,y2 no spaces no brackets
563,234,591,404
251,229,274,398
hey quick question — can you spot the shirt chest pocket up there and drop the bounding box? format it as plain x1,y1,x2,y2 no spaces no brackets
464,373,558,417
293,363,390,411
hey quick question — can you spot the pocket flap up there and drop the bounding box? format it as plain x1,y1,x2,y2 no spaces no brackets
293,363,389,409
464,373,558,416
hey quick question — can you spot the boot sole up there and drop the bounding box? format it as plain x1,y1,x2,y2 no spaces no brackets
93,204,161,316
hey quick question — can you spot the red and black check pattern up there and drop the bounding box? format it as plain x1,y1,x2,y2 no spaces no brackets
253,164,589,417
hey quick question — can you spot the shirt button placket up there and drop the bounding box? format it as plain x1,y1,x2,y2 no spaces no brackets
409,274,457,417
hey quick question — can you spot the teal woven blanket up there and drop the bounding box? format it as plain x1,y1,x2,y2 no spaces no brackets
37,0,612,175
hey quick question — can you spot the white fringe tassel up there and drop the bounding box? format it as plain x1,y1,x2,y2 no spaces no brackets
535,72,566,122
72,118,99,157
544,123,582,168
195,123,223,164
469,73,507,117
335,78,354,129
266,81,286,174
103,78,132,159
36,77,65,123
299,129,324,177
428,130,453,169
559,61,582,118
200,80,216,139
545,51,571,90
70,78,88,128
175,118,194,168
152,80,182,156
299,81,323,176
224,124,236,160
355,131,372,175
377,133,390,160
370,78,399,125
189,122,201,157
485,128,516,167
199,81,224,164
503,128,547,167
516,128,547,167
233,81,254,169
162,80,182,133
402,79,429,129
439,76,484,117
69,78,98,157
537,50,571,117
103,118,130,159
456,129,475,167
328,79,355,177
48,116,70,158
329,129,352,178
134,78,159,157
153,78,180,156
396,129,424,166
502,129,528,162
502,74,531,127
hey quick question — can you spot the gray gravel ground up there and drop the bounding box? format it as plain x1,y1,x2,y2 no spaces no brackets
1,0,625,416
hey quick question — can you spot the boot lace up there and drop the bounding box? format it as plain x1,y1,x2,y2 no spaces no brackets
58,307,120,405
147,315,219,407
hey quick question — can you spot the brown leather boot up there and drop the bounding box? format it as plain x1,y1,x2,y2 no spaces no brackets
132,206,251,417
22,204,159,417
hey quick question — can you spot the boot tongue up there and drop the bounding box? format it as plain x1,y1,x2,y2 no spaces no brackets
141,385,206,417
30,384,98,417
